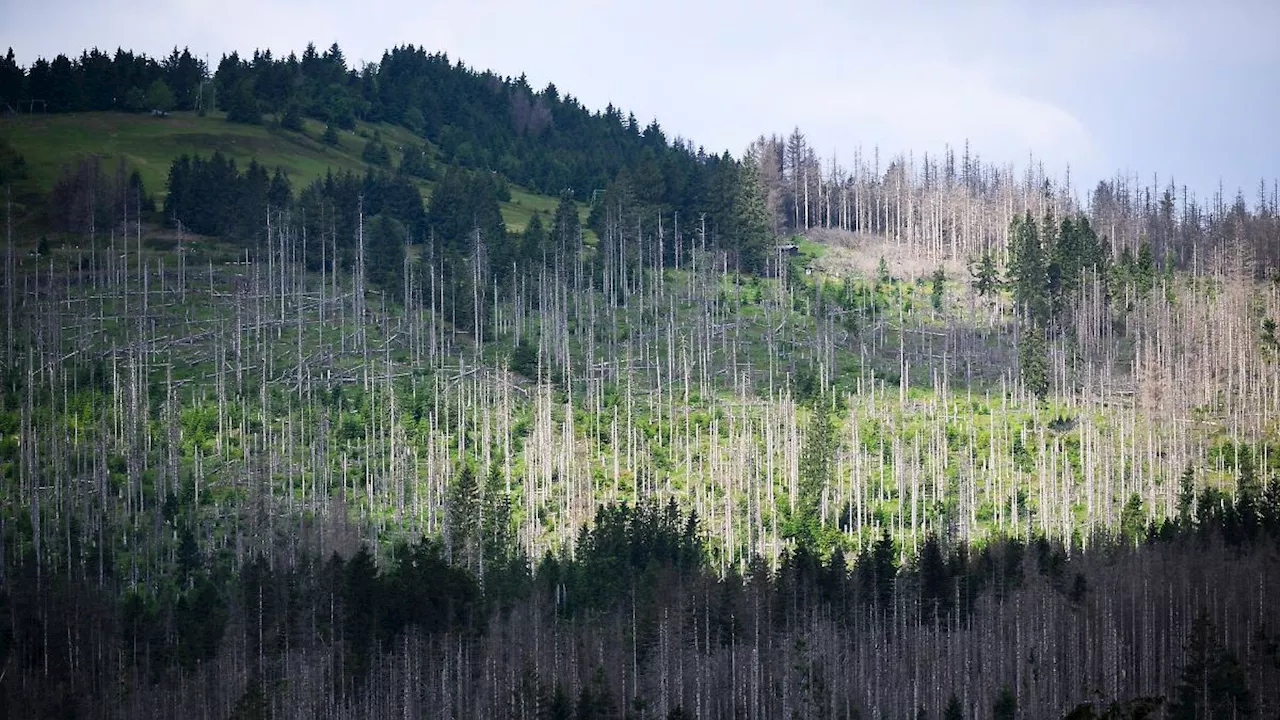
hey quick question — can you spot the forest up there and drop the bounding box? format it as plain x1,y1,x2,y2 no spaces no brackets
0,41,1279,719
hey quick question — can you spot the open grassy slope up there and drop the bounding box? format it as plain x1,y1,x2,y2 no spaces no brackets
0,110,581,232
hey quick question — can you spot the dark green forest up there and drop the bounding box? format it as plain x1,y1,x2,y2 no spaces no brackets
7,477,1280,718
0,43,706,201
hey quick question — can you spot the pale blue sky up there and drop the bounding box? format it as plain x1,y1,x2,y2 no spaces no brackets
4,0,1277,205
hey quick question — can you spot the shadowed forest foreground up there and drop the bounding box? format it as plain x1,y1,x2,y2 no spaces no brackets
5,490,1279,719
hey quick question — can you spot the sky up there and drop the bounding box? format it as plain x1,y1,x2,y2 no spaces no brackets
4,0,1278,204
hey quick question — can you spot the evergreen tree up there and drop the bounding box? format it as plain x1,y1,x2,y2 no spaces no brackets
931,266,947,311
1051,215,1088,317
1120,493,1145,545
362,132,391,167
481,463,520,599
1009,212,1048,325
342,546,378,686
547,683,574,720
1040,210,1062,319
267,167,291,210
427,168,505,259
521,211,548,265
1018,323,1049,400
858,527,897,610
708,154,739,240
791,405,835,550
1236,446,1260,500
280,102,304,131
972,249,998,297
993,685,1017,720
1177,466,1196,528
1230,448,1261,544
1135,242,1156,294
1168,612,1254,719
944,693,965,720
1076,215,1106,274
446,464,481,571
174,575,228,669
0,48,23,105
398,143,434,180
552,190,580,257
364,214,407,299
322,124,340,146
732,157,773,273
918,534,950,621
229,677,268,720
1261,317,1278,352
575,668,617,719
225,77,262,124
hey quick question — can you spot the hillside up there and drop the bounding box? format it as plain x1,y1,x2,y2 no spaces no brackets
1,41,1279,720
0,110,577,234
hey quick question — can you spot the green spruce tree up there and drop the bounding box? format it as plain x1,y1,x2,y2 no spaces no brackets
733,157,773,274
1009,212,1048,325
972,249,998,297
1019,323,1049,400
1168,612,1254,719
993,685,1017,720
931,267,947,311
791,404,835,550
944,693,965,720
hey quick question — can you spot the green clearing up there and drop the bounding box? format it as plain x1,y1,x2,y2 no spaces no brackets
0,110,576,233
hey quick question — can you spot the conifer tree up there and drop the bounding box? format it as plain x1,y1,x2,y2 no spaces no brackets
972,249,998,297
552,190,580,256
225,78,261,124
1009,212,1048,325
1018,323,1049,400
732,157,773,273
931,267,946,311
446,464,481,570
793,404,835,550
1168,613,1254,719
521,211,547,264
1177,466,1196,528
918,534,949,621
993,685,1017,720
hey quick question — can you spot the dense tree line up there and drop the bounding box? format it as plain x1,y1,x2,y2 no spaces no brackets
4,463,1279,717
9,45,1280,279
1003,211,1108,398
157,148,775,335
5,42,779,274
0,46,205,113
1007,211,1108,329
996,208,1186,400
164,152,290,240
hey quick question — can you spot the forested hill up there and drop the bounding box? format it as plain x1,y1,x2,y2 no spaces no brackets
0,43,723,216
1,42,786,281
